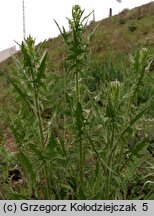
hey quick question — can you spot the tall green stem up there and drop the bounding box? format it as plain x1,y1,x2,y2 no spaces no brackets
34,92,52,198
34,91,44,148
79,137,84,185
75,72,80,106
31,70,52,198
31,68,44,148
55,5,92,196
75,70,83,187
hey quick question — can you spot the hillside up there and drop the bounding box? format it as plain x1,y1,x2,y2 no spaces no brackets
1,1,154,129
0,2,154,122
39,1,154,70
0,2,154,73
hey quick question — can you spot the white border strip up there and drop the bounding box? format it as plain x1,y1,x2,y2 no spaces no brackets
0,200,153,215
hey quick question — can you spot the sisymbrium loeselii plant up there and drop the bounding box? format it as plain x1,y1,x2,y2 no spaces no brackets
55,5,97,197
0,36,57,199
0,5,153,200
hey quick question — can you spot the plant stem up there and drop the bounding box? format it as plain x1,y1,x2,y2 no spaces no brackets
75,70,84,187
31,68,44,148
44,164,52,199
34,92,53,198
34,91,44,148
75,71,80,106
31,73,53,198
79,137,84,185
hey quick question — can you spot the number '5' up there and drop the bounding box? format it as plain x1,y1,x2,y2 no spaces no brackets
142,203,148,211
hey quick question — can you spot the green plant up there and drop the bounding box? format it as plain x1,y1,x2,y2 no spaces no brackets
0,36,56,199
128,21,138,32
0,5,153,200
55,5,97,198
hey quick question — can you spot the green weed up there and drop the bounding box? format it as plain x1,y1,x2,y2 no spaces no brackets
0,5,153,200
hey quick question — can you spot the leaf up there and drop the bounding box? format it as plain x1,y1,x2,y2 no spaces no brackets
54,19,63,36
35,51,48,84
0,70,32,111
131,138,148,157
75,102,84,135
121,106,149,137
10,192,30,200
29,144,44,161
106,95,115,118
47,132,58,149
42,132,59,159
67,176,77,192
78,185,86,199
18,151,35,184
84,129,117,175
12,54,23,72
21,41,32,67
